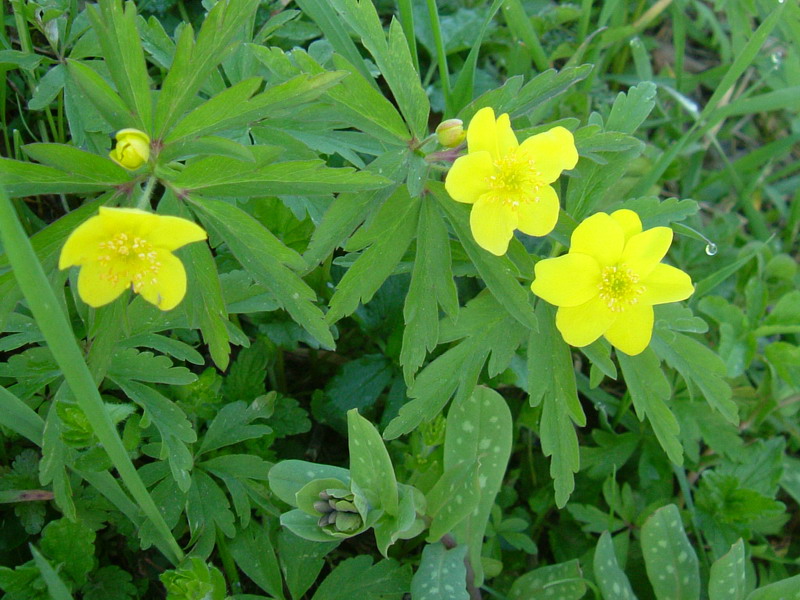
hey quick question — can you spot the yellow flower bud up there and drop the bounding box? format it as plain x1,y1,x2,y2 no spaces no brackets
109,128,150,170
436,118,466,148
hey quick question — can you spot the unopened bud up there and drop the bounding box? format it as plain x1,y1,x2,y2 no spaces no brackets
109,128,150,170
436,119,466,148
314,501,334,514
334,512,362,533
332,499,358,513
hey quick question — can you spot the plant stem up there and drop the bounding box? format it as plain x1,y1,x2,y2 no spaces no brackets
426,0,452,114
137,176,157,210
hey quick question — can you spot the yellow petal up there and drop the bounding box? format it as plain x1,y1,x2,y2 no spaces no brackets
148,215,207,251
610,209,642,241
518,126,578,183
59,215,109,268
136,250,187,311
569,212,624,267
516,185,560,237
555,296,616,347
640,263,694,305
445,151,495,204
603,304,654,355
467,107,518,160
620,227,673,278
76,261,130,308
470,196,517,256
98,207,157,237
531,253,601,307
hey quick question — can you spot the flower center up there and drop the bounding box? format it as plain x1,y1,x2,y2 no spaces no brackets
598,265,644,312
485,150,542,208
97,232,161,292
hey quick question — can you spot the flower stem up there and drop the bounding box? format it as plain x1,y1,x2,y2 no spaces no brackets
136,176,157,210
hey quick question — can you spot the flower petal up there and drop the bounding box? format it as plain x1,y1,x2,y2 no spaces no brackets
620,227,673,278
148,215,208,251
640,263,694,305
555,296,616,347
569,212,624,267
59,215,110,268
445,151,495,204
76,261,130,308
519,126,578,183
470,195,517,256
97,207,157,237
137,250,187,311
610,209,642,241
603,304,654,356
516,185,560,237
467,107,518,160
532,253,601,307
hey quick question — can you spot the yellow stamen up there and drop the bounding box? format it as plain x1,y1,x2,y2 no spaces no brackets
598,265,645,312
485,150,544,209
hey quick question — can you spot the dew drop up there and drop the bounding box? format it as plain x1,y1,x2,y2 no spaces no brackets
705,243,718,256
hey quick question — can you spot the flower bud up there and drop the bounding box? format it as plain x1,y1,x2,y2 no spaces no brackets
334,512,362,533
313,500,334,514
436,119,466,148
109,128,150,170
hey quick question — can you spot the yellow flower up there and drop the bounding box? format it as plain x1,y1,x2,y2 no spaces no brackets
444,107,578,256
530,209,694,356
59,207,207,311
109,128,150,170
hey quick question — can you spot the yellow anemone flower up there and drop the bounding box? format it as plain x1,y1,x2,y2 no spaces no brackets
444,106,578,256
530,209,694,356
59,207,207,311
109,128,150,170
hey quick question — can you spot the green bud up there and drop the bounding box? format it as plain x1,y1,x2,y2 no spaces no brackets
332,499,358,513
314,500,333,514
436,119,466,148
334,512,362,533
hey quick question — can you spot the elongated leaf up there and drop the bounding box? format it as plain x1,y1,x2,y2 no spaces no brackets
433,184,537,331
746,574,800,600
66,59,133,129
641,505,699,600
0,384,45,445
594,531,638,600
618,350,683,465
30,546,74,600
230,521,285,600
509,560,585,600
268,460,351,507
190,198,334,349
348,409,398,516
709,539,746,600
411,543,468,600
0,158,123,197
197,400,271,456
425,460,481,541
444,387,512,585
327,189,420,323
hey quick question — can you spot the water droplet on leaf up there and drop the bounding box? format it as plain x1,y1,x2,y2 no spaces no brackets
705,243,717,256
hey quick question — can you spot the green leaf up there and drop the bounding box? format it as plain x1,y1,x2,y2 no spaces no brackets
746,575,800,600
278,530,338,600
0,384,45,445
66,59,132,130
86,0,151,130
108,347,197,386
318,355,393,432
434,184,537,331
311,556,410,600
0,158,124,198
327,189,420,323
197,400,272,456
161,557,227,600
425,460,481,542
230,522,285,600
191,197,334,349
411,543,468,600
508,560,586,600
347,409,398,516
641,505,699,600
30,546,74,600
620,197,699,227
153,0,262,137
82,567,137,600
606,82,657,134
594,531,638,600
709,539,747,600
40,518,96,588
28,64,66,112
400,199,459,383
618,350,683,465
113,380,196,492
693,242,766,298
444,387,512,585
651,331,737,425
186,470,237,556
268,460,351,507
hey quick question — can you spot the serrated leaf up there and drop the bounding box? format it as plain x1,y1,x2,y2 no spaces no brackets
108,348,197,386
594,531,638,600
229,521,285,600
278,530,338,600
40,518,96,588
641,505,699,600
509,560,586,600
444,387,512,585
434,184,537,331
326,188,420,323
606,81,657,134
411,543,468,600
198,400,272,456
113,380,196,492
621,197,699,227
618,350,683,465
652,331,737,425
191,197,334,349
82,566,137,600
186,470,236,556
311,556,410,600
709,539,747,600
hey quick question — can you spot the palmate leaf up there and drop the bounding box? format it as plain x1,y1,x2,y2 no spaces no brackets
190,198,334,349
197,400,272,456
